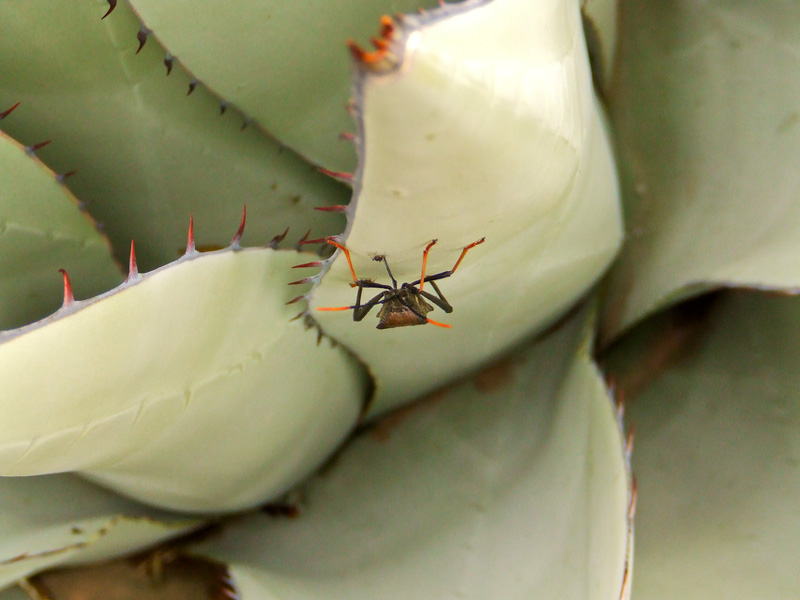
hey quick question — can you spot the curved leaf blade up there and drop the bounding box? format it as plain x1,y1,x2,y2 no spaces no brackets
0,130,121,329
610,291,800,598
0,247,368,513
0,474,199,590
125,0,441,173
602,1,800,342
0,1,346,270
196,306,632,600
311,0,623,413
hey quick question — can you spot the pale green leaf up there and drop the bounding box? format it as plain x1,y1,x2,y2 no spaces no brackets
195,306,633,600
0,474,198,591
581,0,618,94
610,291,800,599
602,0,800,342
0,585,27,600
311,0,623,413
0,248,368,513
0,130,121,329
0,1,346,271
125,0,441,173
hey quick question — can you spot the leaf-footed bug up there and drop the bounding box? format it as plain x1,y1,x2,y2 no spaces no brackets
317,237,485,329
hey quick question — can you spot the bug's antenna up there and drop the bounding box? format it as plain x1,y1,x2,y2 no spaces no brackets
376,255,398,289
418,239,438,291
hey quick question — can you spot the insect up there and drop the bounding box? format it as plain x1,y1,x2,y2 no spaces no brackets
317,237,485,329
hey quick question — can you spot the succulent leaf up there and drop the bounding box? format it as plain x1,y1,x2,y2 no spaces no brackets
0,1,347,271
124,0,443,173
0,246,368,513
0,474,198,589
195,305,633,600
0,128,121,329
311,0,623,413
580,0,618,94
0,586,26,600
601,0,800,343
609,291,800,599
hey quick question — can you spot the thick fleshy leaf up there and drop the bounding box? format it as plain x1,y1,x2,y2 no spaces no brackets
0,1,346,271
601,1,800,343
0,129,121,329
195,306,633,600
581,0,618,94
608,291,800,598
0,246,368,513
0,586,26,600
310,0,623,413
0,474,199,591
125,0,441,173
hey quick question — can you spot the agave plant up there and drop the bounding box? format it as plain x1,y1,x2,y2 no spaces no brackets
0,0,797,599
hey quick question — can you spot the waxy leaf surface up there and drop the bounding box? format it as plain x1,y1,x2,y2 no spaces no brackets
311,0,623,413
126,0,441,173
0,1,346,271
0,474,198,590
602,0,800,342
0,247,368,513
197,306,633,600
0,130,121,329
611,291,800,599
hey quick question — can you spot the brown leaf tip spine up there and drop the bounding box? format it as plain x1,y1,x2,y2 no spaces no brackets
314,205,347,213
127,240,140,282
56,170,77,183
58,269,74,307
317,167,354,183
229,206,247,247
25,140,51,156
347,15,399,72
0,101,21,120
101,0,117,19
185,215,196,255
136,27,149,54
288,276,316,286
268,227,289,249
293,261,324,269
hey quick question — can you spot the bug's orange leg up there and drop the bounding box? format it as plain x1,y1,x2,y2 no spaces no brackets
449,237,486,275
325,238,359,283
426,317,452,329
317,306,354,311
418,239,438,292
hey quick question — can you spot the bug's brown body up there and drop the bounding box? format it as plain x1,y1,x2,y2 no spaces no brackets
375,286,435,329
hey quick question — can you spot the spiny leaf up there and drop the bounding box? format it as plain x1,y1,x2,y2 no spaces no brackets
0,1,347,271
601,0,800,343
610,291,800,599
194,305,633,600
0,245,369,513
0,127,121,329
124,0,443,173
0,474,199,589
310,0,623,414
